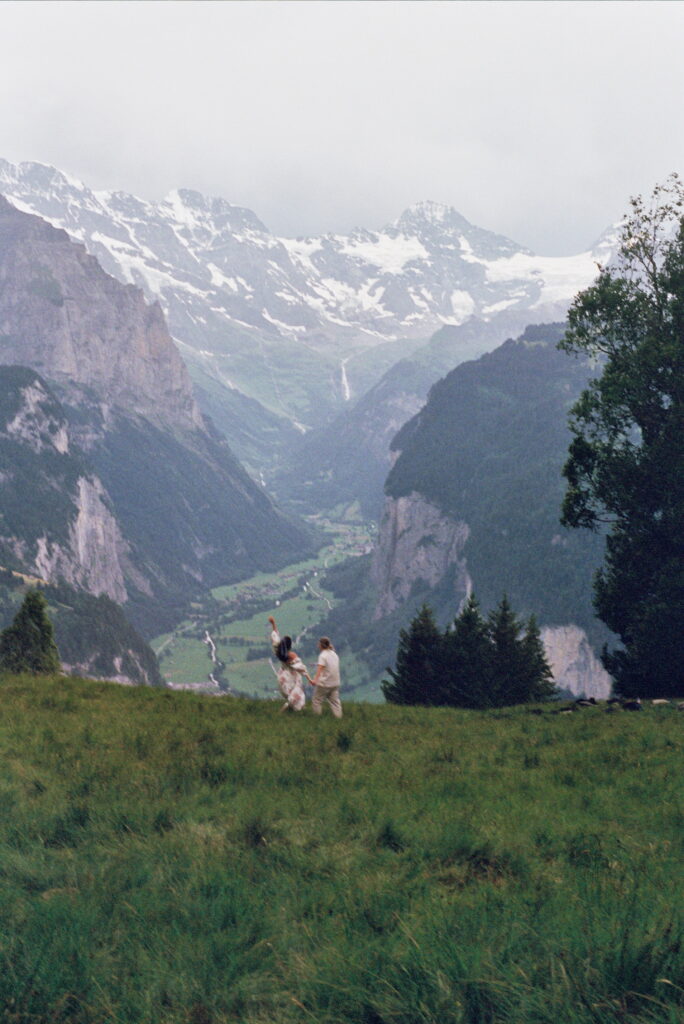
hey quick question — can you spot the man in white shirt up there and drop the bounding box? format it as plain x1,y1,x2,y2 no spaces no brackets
309,637,343,718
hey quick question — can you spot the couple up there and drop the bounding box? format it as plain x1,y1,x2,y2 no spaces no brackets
268,616,342,718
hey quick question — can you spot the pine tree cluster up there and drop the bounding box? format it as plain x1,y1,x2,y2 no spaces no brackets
382,596,555,708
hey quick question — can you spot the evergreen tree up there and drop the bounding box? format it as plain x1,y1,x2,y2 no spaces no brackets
0,590,61,675
560,175,684,697
519,615,556,703
487,595,528,706
486,599,556,706
382,604,442,705
383,596,556,708
440,594,492,708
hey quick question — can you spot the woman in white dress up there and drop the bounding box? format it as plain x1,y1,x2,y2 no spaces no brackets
268,616,307,711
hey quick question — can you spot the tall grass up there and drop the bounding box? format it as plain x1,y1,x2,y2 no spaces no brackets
0,674,682,1022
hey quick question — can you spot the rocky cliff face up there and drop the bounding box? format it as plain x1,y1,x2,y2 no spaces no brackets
4,377,69,454
541,626,612,699
0,195,202,434
371,494,611,697
60,646,156,687
370,493,471,619
0,367,128,604
34,476,128,605
0,368,161,685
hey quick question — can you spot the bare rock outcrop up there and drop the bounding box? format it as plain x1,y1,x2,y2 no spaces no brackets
0,371,131,604
0,195,203,434
371,492,471,619
60,651,158,688
33,476,128,605
5,380,70,454
541,625,612,699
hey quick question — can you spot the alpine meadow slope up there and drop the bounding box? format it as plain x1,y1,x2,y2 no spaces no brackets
0,674,682,1023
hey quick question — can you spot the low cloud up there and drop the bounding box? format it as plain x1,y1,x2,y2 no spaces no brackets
1,1,683,253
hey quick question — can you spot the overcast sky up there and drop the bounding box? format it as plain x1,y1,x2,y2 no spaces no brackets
1,0,683,254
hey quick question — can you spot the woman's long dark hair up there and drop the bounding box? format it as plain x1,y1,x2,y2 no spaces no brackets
276,635,292,664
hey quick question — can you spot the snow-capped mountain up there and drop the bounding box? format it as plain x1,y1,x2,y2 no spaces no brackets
0,159,615,466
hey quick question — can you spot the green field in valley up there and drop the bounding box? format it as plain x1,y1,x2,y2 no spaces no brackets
152,515,377,699
0,673,682,1023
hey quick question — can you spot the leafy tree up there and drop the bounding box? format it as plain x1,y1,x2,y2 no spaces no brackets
560,175,684,697
0,589,61,675
382,604,442,705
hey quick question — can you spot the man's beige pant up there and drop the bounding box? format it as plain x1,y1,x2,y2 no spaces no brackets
312,685,343,718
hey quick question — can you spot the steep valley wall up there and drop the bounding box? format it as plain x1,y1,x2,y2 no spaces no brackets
371,493,611,699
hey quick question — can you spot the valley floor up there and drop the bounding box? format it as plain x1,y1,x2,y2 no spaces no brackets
152,511,378,699
0,673,682,1024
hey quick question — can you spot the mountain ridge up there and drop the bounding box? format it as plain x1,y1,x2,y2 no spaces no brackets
0,159,615,472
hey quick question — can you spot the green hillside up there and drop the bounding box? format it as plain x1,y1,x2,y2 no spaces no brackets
385,323,608,641
314,324,613,688
0,673,682,1023
0,572,163,686
90,411,315,638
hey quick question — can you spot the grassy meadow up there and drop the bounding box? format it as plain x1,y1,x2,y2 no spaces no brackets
0,673,682,1023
